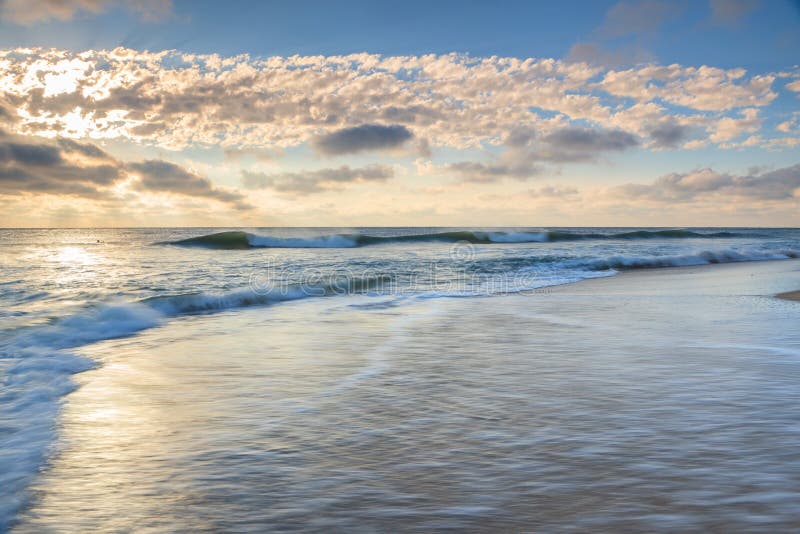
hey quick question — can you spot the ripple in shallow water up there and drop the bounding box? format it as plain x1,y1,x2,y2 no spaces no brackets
12,280,800,532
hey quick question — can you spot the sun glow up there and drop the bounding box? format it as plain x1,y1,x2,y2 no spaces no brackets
42,59,91,97
52,246,97,265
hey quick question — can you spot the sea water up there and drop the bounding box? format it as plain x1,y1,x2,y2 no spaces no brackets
2,227,800,531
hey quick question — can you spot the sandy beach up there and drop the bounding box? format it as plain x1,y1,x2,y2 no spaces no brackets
777,290,800,302
551,256,800,297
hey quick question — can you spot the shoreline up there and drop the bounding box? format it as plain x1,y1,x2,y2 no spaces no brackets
547,257,800,299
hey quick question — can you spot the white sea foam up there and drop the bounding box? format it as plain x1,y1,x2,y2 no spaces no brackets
0,349,95,530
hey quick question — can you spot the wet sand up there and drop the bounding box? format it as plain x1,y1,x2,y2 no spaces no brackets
550,257,800,299
777,290,800,302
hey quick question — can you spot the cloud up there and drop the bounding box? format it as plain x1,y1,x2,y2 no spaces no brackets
566,42,654,68
709,108,761,142
0,132,250,208
445,126,638,183
598,1,683,38
566,1,677,70
241,164,394,195
598,65,775,111
777,113,799,134
415,138,432,158
0,99,15,123
223,147,282,163
0,48,783,153
0,0,172,25
312,124,413,156
615,164,800,201
0,133,121,197
447,160,541,183
57,138,114,160
763,138,800,149
787,79,800,93
0,141,63,166
541,127,639,160
529,185,580,198
647,122,690,148
709,0,760,25
128,160,252,209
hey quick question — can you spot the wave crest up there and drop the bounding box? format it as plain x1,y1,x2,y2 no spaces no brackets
162,229,752,249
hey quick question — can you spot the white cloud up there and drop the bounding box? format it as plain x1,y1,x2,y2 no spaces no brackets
598,65,775,111
710,108,761,142
0,47,787,155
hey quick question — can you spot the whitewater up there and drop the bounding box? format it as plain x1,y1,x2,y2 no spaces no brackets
2,226,800,531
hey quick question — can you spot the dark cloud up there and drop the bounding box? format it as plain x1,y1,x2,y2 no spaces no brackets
312,124,413,156
242,164,393,195
0,167,111,197
0,135,121,198
449,126,639,183
538,127,639,162
616,164,800,201
57,139,114,160
129,160,252,209
647,122,689,148
710,0,760,25
0,132,249,208
0,142,63,166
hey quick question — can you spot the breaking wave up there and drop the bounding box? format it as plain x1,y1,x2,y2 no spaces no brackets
162,229,752,249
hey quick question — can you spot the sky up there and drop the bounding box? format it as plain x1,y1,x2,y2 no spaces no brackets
0,0,798,227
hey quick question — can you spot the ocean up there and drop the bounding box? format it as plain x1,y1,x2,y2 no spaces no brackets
2,227,800,531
